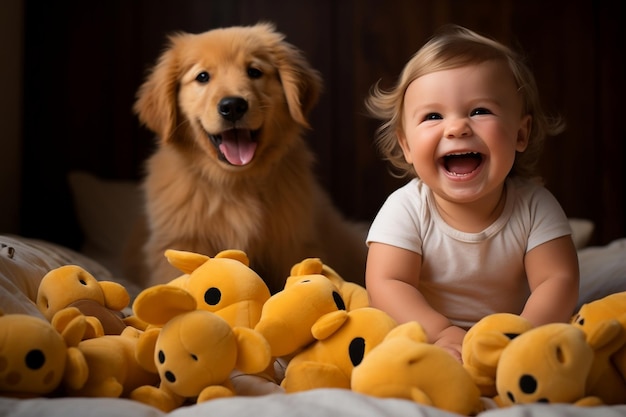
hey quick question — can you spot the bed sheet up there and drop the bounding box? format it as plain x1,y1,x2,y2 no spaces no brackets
2,389,626,417
1,234,626,416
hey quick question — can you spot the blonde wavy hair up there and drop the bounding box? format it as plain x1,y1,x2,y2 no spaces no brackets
366,24,564,179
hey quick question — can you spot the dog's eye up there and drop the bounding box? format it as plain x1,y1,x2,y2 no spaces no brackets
247,67,263,79
195,71,210,83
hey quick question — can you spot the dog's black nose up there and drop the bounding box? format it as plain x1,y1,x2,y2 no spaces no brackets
218,96,248,122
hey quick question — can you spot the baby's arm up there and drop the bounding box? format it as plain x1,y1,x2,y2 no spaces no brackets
366,242,465,361
521,235,579,326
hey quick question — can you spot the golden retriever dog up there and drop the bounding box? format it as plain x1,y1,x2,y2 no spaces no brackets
130,23,367,293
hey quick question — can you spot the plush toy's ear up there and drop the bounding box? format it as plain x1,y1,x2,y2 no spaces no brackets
165,249,211,275
66,299,127,336
232,327,272,374
98,281,131,311
383,321,427,343
135,327,161,373
133,285,197,327
282,362,348,393
63,347,89,390
467,332,515,367
311,310,349,341
215,249,250,266
585,318,625,351
290,258,324,276
320,264,343,282
313,263,369,310
51,307,92,347
409,387,434,407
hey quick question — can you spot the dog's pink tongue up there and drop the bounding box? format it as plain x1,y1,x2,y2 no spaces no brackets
219,129,257,165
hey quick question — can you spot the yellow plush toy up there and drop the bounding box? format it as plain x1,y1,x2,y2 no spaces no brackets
164,249,271,328
290,258,369,310
494,323,602,407
60,311,160,398
461,313,534,397
0,309,86,397
571,291,626,404
130,284,272,412
36,265,135,335
0,306,158,399
352,321,484,416
254,266,350,358
280,307,397,393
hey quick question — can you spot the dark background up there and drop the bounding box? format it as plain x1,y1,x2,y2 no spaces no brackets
16,0,625,251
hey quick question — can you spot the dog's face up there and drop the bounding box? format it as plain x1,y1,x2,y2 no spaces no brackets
135,23,322,174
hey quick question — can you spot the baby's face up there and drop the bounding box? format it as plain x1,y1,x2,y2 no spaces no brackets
399,60,531,206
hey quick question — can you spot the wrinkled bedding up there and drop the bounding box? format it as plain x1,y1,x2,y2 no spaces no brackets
2,389,626,417
1,234,626,417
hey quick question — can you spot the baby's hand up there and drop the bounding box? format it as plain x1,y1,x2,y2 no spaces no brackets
433,325,466,363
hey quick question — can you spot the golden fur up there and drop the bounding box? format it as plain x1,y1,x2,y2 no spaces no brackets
129,23,367,293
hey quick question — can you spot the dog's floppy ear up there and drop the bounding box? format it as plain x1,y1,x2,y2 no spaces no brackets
272,35,322,129
134,34,184,143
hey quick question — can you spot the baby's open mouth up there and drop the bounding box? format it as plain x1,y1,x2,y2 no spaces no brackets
442,152,483,176
207,128,260,166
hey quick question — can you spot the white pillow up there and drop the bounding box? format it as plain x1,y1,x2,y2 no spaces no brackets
0,235,115,317
0,235,145,317
67,171,142,277
577,238,626,309
568,218,595,250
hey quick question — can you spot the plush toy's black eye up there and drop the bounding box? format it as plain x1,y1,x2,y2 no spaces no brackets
196,71,209,83
190,353,198,361
25,349,45,370
247,67,262,79
519,374,537,394
158,350,166,364
348,337,366,367
332,291,346,311
204,287,221,306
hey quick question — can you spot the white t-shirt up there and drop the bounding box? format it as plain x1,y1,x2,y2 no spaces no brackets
366,177,572,329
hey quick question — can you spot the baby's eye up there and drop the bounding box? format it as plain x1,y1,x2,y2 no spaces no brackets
470,107,492,116
423,113,442,121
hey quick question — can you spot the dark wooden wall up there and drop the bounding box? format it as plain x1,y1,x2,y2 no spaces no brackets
20,0,625,251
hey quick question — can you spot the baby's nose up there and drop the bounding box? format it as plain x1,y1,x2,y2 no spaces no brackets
444,119,471,138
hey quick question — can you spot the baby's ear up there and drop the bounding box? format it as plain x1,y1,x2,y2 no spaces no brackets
396,128,413,164
516,114,532,152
